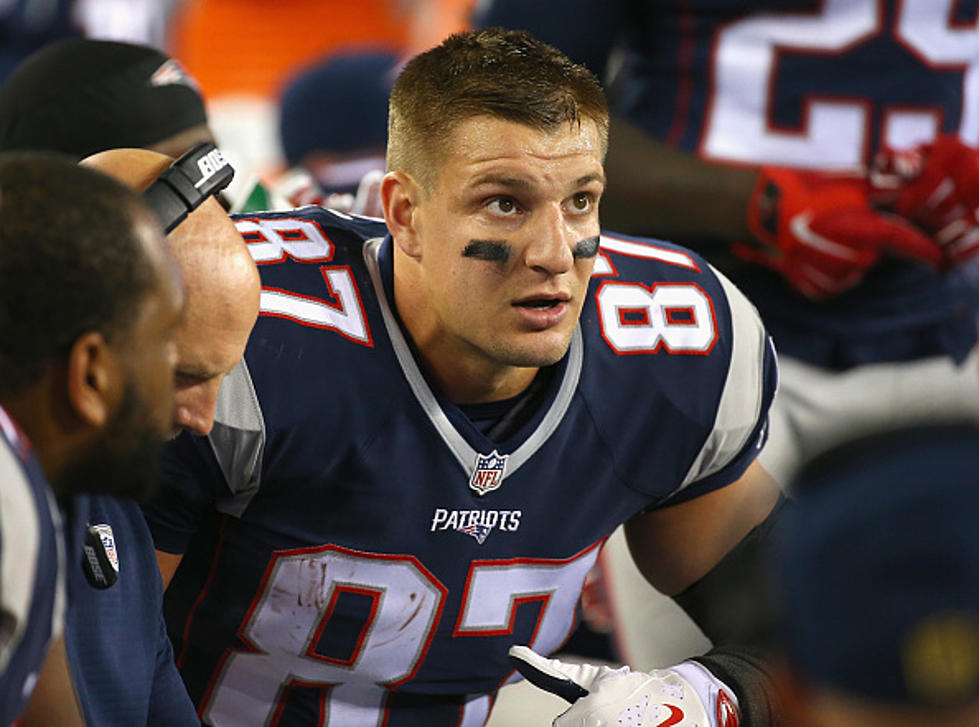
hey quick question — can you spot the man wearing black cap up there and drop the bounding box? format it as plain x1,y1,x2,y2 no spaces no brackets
0,37,214,159
273,49,395,217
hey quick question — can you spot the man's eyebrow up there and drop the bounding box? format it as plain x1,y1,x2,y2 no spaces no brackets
468,171,606,191
573,172,606,188
467,174,534,192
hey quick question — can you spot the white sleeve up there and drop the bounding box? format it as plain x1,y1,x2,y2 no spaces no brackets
0,448,65,673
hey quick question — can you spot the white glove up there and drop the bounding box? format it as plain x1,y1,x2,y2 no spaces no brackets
508,645,740,727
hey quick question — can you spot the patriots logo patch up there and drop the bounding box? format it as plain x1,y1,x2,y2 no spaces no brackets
149,59,200,90
469,450,508,495
458,523,492,544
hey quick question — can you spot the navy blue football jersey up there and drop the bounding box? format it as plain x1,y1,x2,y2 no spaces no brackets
476,0,979,369
63,495,199,727
144,206,776,726
0,406,64,724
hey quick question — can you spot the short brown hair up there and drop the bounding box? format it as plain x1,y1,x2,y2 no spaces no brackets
388,28,608,190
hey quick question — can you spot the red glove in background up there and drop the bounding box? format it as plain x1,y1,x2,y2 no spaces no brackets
736,166,942,299
871,135,979,266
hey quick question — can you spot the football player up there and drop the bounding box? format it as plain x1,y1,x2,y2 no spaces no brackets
0,154,184,724
144,28,779,726
272,49,394,218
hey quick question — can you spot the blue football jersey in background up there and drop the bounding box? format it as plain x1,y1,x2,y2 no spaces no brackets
476,0,979,370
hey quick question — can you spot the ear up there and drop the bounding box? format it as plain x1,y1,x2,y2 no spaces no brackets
65,331,121,429
381,171,423,260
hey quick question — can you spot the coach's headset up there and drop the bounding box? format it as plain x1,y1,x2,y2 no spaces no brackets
141,141,234,233
81,143,234,592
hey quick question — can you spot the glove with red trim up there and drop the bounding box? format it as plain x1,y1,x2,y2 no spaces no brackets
508,645,740,727
870,135,979,266
736,166,942,299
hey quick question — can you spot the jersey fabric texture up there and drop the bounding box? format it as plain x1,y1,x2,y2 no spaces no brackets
476,0,979,371
0,406,64,724
143,206,777,727
63,494,200,726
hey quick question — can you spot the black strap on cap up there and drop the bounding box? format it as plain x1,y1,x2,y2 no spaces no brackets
142,141,234,233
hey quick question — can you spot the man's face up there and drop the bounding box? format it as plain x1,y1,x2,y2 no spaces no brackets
60,218,184,500
59,378,170,502
169,203,260,437
403,115,605,393
171,293,255,437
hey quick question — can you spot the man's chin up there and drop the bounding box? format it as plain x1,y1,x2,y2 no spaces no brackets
507,331,575,368
56,426,166,502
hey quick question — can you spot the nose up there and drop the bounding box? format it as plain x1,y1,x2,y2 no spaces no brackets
174,379,221,436
524,204,574,275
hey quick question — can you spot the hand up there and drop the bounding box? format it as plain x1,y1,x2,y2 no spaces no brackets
508,645,739,727
871,136,979,266
736,166,942,299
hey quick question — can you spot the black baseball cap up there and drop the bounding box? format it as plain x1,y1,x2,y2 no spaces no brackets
0,38,207,158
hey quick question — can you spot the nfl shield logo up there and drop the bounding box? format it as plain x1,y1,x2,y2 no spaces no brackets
92,524,119,574
469,450,508,496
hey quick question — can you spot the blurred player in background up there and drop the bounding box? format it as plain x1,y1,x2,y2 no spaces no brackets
774,422,979,727
511,420,979,727
477,0,979,668
267,49,398,217
144,28,781,727
0,152,184,724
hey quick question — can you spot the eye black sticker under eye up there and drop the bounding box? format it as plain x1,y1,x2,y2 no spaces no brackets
463,240,512,263
573,236,600,259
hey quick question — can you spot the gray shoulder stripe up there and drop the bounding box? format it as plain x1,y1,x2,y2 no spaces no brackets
210,359,266,516
676,266,769,493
